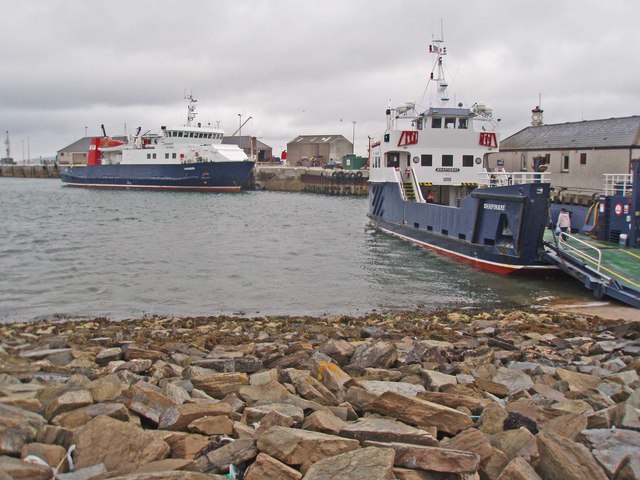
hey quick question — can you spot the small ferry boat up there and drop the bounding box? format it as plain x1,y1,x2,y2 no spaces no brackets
60,96,255,191
368,38,552,274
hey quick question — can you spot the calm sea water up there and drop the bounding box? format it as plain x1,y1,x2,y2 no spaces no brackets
0,177,593,323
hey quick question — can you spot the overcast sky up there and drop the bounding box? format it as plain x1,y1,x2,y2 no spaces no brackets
1,0,638,161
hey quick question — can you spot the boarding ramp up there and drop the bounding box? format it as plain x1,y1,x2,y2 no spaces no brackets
543,231,640,308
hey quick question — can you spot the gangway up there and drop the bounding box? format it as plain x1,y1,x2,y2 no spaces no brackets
542,232,640,308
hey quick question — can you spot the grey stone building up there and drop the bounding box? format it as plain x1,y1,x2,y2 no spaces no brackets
57,136,127,166
223,136,273,163
286,135,353,167
489,116,640,203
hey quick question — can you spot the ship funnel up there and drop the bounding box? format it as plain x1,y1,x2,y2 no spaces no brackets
87,137,102,165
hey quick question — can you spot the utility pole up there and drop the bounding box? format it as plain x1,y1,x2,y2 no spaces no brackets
352,121,356,154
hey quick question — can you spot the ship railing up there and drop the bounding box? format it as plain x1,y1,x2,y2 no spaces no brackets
409,166,425,202
557,232,608,277
478,170,550,187
603,173,633,196
394,168,408,201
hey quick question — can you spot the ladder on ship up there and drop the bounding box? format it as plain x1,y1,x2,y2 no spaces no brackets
403,181,416,201
542,232,640,308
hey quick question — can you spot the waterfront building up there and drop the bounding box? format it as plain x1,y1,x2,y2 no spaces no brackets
488,115,640,204
223,135,273,163
286,135,353,167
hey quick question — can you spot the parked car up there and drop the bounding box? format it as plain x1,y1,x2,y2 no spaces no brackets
322,160,343,170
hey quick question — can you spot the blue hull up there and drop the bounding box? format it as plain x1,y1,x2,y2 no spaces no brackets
368,182,552,273
60,162,255,191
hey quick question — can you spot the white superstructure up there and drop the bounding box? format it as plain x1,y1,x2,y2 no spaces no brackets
369,38,501,205
98,96,249,166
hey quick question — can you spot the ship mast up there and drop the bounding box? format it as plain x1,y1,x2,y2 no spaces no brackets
185,94,198,127
4,131,10,159
430,37,449,107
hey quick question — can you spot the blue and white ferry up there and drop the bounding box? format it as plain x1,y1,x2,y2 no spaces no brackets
368,39,552,274
60,96,255,191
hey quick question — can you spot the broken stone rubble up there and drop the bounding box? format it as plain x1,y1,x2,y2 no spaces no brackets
0,308,636,479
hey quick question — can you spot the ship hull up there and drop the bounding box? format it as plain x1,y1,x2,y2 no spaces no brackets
368,181,553,274
60,161,255,191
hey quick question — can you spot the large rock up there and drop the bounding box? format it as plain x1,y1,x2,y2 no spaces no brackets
349,342,397,370
244,453,302,480
357,380,426,397
193,438,257,474
490,427,538,463
107,472,225,479
125,383,176,425
190,373,248,398
534,431,607,480
302,446,396,480
365,391,474,435
418,391,487,415
339,417,438,446
579,428,640,479
302,410,347,435
243,403,305,425
363,441,480,474
44,389,93,420
73,416,170,475
556,368,600,392
313,361,351,400
256,426,359,473
0,456,52,480
497,456,542,480
158,402,232,431
443,428,493,464
491,368,534,395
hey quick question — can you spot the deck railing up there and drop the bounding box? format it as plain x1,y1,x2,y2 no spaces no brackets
558,232,606,276
478,170,550,187
603,173,633,196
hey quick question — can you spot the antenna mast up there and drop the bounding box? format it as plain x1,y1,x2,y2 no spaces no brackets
4,131,9,158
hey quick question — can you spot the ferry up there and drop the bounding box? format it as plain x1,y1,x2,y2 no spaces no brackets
60,96,255,191
368,38,552,274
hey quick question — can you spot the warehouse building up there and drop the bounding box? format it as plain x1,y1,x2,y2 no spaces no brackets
286,135,353,167
223,135,273,163
489,114,640,204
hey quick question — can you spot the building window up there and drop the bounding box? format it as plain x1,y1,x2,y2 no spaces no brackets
431,117,442,128
462,155,474,167
580,153,587,165
562,154,569,172
444,117,456,129
521,154,527,171
442,154,453,167
421,154,432,166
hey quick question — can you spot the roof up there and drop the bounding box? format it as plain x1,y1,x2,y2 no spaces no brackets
500,116,640,151
289,135,350,145
223,136,272,150
58,136,128,153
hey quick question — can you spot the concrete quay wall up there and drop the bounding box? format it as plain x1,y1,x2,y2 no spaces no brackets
1,164,60,178
255,165,368,195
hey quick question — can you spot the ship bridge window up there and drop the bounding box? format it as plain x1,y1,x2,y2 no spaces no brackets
178,132,183,137
442,154,453,167
458,118,468,129
445,117,456,129
431,117,442,128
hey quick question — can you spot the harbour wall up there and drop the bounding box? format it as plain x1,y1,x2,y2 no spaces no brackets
0,164,60,178
255,165,368,195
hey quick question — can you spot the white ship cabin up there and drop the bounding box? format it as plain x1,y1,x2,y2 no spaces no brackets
370,101,512,206
161,124,225,145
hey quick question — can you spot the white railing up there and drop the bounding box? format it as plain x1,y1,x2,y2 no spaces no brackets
603,174,633,196
478,170,550,187
558,232,607,276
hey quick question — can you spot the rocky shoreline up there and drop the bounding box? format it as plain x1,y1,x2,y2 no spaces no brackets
0,308,638,479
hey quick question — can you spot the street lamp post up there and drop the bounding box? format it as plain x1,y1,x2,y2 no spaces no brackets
352,121,356,154
238,114,242,137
